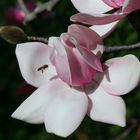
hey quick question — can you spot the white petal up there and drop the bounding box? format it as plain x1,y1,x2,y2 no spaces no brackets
44,86,88,137
92,44,104,58
12,79,63,124
88,84,126,127
90,21,119,38
101,54,140,95
71,0,112,14
48,37,58,47
16,42,57,87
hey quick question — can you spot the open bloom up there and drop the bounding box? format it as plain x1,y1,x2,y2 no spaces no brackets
71,0,140,37
49,25,103,86
12,24,140,137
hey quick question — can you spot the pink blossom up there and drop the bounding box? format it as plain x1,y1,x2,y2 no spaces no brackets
5,0,36,25
15,24,103,87
70,0,140,37
5,6,25,25
11,25,140,137
49,25,103,86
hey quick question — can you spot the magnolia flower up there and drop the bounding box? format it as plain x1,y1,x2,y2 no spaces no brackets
70,0,140,37
12,24,140,137
49,25,103,86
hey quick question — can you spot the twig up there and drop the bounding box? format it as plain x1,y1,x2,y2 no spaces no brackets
27,36,48,44
34,0,60,13
104,42,140,53
26,35,140,53
18,0,30,15
18,0,60,23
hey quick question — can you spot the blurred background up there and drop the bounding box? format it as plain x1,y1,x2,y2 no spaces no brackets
0,0,140,140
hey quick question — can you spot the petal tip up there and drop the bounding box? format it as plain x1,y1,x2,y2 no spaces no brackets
45,124,71,138
11,110,22,120
11,112,15,118
48,131,69,138
117,119,126,127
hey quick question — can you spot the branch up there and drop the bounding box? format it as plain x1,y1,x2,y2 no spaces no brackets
104,43,140,53
18,0,60,23
26,34,140,53
34,0,60,13
27,36,48,44
18,0,30,15
26,35,140,53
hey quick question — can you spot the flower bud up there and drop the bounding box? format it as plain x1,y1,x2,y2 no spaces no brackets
0,26,27,44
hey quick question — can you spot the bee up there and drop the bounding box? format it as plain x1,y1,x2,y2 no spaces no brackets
37,64,48,73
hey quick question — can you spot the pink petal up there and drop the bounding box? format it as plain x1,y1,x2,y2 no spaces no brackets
68,24,103,56
71,12,126,25
114,0,125,7
123,0,140,13
90,21,119,38
16,42,57,87
75,44,103,72
44,84,88,137
50,37,96,86
88,83,126,127
103,0,124,8
71,0,113,14
101,54,140,95
61,33,103,72
12,79,62,124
